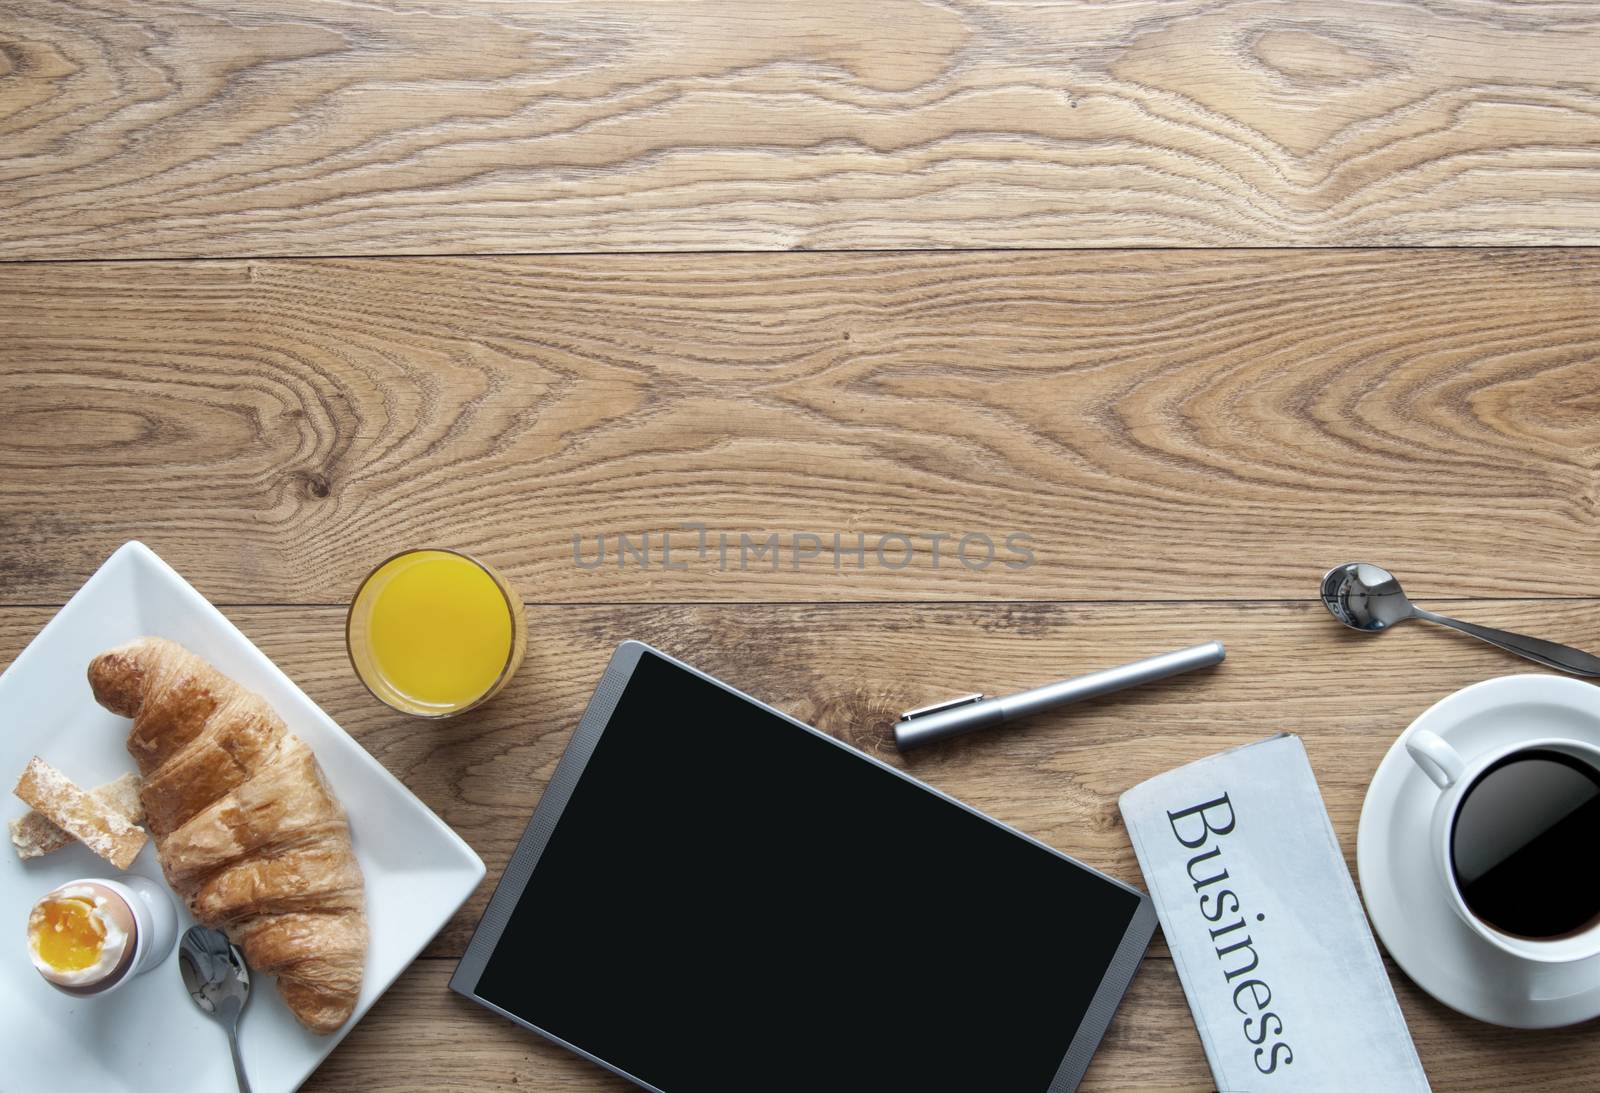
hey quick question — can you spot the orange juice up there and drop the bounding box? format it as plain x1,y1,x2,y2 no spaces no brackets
348,550,525,716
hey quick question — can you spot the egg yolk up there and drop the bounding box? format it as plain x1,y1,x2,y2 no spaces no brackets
31,896,106,972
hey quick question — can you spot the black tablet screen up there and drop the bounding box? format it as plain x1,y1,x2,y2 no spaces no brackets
474,651,1141,1092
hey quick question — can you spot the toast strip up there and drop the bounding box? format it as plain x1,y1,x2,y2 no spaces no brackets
9,771,143,860
13,757,147,869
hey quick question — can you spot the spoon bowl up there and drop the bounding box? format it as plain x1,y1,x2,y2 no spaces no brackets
1320,562,1416,632
179,925,253,1093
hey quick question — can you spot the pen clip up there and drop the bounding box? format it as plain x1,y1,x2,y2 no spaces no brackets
899,692,985,722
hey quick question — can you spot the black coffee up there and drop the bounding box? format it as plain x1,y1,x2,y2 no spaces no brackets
1451,748,1600,939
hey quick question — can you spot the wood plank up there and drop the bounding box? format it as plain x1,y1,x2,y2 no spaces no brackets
300,953,1600,1093
4,599,1599,958
4,0,1600,259
3,249,1597,604
6,600,1600,1088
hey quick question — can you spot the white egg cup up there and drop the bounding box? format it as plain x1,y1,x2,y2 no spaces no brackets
49,875,179,995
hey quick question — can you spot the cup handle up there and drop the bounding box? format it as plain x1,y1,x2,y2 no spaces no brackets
1406,729,1466,790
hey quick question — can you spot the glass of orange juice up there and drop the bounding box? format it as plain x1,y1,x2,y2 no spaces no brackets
347,549,527,717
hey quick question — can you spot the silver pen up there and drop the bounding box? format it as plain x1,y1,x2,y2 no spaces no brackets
894,641,1225,750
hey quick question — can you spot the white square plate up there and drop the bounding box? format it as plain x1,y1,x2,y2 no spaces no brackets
1,542,485,1092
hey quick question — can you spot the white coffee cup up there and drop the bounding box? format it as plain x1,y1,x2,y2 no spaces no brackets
1407,729,1600,999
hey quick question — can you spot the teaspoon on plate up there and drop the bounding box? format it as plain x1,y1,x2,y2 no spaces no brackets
178,925,253,1093
1320,562,1600,677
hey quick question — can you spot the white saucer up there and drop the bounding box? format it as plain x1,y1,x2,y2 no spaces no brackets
1357,674,1600,1028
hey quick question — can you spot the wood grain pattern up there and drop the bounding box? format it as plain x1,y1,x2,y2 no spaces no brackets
2,597,1594,958
3,249,1598,605
5,599,1599,1089
5,0,1600,259
298,957,1600,1093
7,7,1600,1089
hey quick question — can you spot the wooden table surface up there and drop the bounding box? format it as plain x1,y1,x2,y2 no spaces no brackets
4,1,1600,1089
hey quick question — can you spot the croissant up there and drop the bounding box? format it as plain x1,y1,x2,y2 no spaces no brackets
88,637,366,1033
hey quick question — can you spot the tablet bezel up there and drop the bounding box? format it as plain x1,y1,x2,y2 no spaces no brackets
451,640,1157,1092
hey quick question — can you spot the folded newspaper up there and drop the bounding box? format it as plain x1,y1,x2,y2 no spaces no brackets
1119,734,1429,1092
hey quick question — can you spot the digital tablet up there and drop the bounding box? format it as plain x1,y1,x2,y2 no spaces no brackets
451,642,1156,1092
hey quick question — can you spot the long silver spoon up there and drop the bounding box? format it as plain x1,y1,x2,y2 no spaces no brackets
179,925,253,1093
1320,562,1600,677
